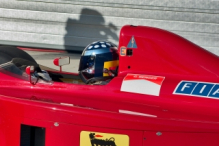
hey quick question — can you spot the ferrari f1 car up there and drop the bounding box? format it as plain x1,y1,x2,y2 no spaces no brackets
1,25,219,146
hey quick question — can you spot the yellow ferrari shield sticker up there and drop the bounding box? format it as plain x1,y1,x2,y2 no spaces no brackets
80,131,129,146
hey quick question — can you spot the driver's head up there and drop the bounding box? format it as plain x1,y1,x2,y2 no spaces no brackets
78,41,119,83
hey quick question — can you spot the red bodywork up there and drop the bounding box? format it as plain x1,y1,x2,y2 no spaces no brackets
1,25,219,145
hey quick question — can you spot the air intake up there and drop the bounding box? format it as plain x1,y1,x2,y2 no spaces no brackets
20,124,45,146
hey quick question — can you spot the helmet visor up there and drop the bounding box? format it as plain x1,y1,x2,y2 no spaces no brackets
78,55,95,71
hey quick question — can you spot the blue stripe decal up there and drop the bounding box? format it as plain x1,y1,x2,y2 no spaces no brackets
174,81,219,98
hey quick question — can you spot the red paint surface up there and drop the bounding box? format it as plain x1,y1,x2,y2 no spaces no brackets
25,66,31,75
95,135,103,137
18,47,66,53
53,57,59,66
0,25,219,145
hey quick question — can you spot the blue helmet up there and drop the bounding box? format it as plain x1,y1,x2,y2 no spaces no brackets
79,41,119,84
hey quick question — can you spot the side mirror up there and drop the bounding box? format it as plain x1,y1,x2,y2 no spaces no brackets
53,56,70,72
26,66,35,84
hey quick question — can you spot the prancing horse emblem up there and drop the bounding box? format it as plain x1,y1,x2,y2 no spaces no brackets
89,133,116,146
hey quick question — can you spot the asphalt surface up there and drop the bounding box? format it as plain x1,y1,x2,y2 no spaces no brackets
25,50,81,73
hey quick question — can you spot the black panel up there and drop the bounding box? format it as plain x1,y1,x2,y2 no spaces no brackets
20,124,45,146
127,49,133,56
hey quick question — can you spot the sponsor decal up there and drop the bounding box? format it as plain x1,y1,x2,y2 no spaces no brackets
121,74,165,96
80,131,129,146
127,36,137,48
173,81,219,98
120,46,127,56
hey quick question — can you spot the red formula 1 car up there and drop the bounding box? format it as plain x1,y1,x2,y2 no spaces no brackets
1,25,219,146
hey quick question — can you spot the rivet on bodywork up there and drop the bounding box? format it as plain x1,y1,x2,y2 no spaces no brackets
156,132,162,136
54,122,59,127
